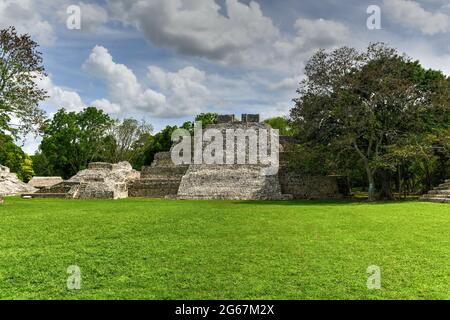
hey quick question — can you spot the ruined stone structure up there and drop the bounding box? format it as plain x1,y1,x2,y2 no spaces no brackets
21,113,348,200
24,162,138,199
420,179,450,203
0,165,37,196
28,176,63,189
278,171,349,199
277,136,350,199
128,152,188,197
175,118,290,200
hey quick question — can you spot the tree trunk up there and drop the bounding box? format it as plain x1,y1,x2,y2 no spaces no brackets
366,166,376,201
377,169,393,200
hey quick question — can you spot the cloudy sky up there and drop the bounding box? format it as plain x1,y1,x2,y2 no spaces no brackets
1,0,449,153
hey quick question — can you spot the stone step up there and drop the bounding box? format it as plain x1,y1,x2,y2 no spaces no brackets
420,197,450,204
421,193,450,199
428,189,450,195
433,185,450,190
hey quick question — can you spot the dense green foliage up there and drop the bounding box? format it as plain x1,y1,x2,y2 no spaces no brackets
38,107,115,179
0,133,34,181
290,43,450,200
142,113,219,165
143,125,178,165
195,112,218,125
0,197,448,299
264,116,295,136
103,118,153,169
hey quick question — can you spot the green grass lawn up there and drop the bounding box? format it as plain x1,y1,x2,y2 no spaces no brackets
0,197,448,300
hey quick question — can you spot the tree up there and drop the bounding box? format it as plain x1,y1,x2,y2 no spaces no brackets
0,27,47,137
31,151,52,177
17,156,34,182
39,107,115,179
264,116,295,136
0,132,34,181
195,112,218,125
106,118,153,165
291,43,450,200
143,125,179,165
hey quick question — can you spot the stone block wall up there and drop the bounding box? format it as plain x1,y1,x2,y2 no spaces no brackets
241,114,260,123
177,164,290,200
217,114,236,123
278,168,349,199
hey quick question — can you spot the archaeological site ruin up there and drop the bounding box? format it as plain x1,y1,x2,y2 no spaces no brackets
0,165,37,196
20,114,349,200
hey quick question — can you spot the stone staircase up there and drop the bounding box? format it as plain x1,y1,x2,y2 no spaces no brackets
128,152,188,198
420,179,450,204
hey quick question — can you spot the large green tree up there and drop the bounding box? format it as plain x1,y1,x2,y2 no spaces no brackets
0,27,46,137
0,133,34,181
105,118,153,166
291,43,450,200
143,125,178,165
39,107,115,179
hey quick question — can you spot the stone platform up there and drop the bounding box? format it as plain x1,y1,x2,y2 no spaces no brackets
420,179,450,203
28,176,63,189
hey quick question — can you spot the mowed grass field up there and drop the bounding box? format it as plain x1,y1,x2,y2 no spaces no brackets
0,197,448,300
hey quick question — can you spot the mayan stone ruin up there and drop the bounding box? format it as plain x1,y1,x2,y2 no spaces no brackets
128,152,188,197
22,114,349,200
28,176,63,189
176,118,290,200
25,162,139,199
420,179,450,203
0,165,37,196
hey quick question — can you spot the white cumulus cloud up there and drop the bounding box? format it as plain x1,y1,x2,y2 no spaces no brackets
107,0,279,62
37,75,122,115
0,0,56,44
383,0,449,35
37,76,86,112
83,45,212,118
83,45,167,114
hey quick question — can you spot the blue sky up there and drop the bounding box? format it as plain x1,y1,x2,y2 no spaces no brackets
1,0,449,153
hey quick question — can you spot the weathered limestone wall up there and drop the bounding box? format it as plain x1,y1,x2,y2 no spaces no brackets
278,169,349,199
128,152,188,198
177,164,290,200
